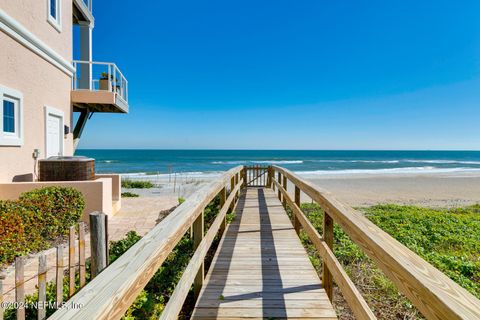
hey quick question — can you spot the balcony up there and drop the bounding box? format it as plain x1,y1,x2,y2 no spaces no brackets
73,0,94,26
71,61,129,113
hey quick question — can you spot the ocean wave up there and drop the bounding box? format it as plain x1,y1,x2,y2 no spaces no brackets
255,160,303,164
295,167,480,176
308,160,400,164
120,171,223,179
308,159,480,165
212,160,303,165
403,159,480,165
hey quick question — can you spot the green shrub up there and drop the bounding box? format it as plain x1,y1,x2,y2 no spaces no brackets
19,186,85,239
107,231,194,319
0,186,85,266
122,192,139,198
296,203,480,318
178,197,185,204
122,180,154,189
0,202,28,264
109,231,142,263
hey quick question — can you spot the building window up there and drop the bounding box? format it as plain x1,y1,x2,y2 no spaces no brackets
47,0,62,32
0,85,23,146
50,0,57,19
3,100,15,133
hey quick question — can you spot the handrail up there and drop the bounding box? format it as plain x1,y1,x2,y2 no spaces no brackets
271,165,480,320
160,179,243,319
272,178,375,319
71,60,128,102
49,166,244,320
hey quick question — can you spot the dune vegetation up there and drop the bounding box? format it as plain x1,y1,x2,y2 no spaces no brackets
298,203,480,319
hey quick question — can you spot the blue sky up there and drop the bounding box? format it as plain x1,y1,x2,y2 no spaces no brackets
76,0,480,150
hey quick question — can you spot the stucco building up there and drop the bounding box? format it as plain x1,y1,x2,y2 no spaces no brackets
0,0,127,219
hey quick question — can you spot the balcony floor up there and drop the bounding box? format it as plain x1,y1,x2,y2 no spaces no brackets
71,90,128,113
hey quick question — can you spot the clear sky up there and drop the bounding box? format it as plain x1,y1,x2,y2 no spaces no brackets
76,0,480,150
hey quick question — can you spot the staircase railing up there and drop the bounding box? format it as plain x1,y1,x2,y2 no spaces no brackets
270,165,480,320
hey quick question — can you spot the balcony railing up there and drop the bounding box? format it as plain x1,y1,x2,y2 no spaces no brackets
72,60,128,103
83,0,92,12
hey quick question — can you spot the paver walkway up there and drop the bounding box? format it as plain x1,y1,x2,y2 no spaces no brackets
192,187,336,319
1,196,178,303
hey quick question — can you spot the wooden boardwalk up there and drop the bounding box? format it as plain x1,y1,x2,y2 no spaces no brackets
192,187,337,319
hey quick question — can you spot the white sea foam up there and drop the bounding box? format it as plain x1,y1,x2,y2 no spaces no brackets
403,159,480,165
120,171,223,180
309,160,400,164
295,167,480,176
255,160,304,164
212,160,303,165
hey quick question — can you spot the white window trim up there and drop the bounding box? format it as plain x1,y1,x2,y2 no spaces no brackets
47,0,62,32
0,85,24,146
44,106,65,158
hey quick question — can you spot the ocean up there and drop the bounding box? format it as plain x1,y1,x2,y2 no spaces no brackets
75,150,480,176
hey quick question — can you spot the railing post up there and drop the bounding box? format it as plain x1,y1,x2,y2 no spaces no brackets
294,186,301,234
15,256,25,320
229,176,235,212
79,222,86,289
108,64,112,92
90,212,108,279
0,272,4,320
282,175,287,209
242,168,247,188
193,210,204,299
113,65,117,94
267,166,272,188
68,226,75,297
277,172,282,201
235,173,239,198
219,187,227,235
38,254,47,320
55,246,64,307
323,212,334,301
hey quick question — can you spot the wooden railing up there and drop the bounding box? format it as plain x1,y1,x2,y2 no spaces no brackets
49,166,244,320
48,165,480,320
244,165,269,187
0,216,108,320
270,165,480,320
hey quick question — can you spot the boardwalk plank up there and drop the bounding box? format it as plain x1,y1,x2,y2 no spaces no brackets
192,187,336,319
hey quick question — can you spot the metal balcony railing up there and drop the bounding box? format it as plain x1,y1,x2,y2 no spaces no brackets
83,0,92,12
72,60,128,103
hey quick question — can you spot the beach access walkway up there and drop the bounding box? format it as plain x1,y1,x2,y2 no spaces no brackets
191,187,336,319
49,165,480,320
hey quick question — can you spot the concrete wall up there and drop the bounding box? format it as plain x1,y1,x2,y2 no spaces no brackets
96,174,122,214
0,178,115,223
0,1,74,182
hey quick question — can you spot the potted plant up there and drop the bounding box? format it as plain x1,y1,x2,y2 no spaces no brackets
99,72,110,91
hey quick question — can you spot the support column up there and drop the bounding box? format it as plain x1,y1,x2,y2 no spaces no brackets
79,24,92,90
73,110,91,150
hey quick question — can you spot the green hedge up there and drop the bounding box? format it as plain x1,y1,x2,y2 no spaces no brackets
121,180,154,189
0,186,85,265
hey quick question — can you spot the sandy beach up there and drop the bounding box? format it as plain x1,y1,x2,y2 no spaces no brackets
124,171,480,208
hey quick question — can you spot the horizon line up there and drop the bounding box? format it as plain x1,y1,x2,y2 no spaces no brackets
76,148,480,152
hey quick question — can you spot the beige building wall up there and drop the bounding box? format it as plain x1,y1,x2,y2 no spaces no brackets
0,0,73,60
0,177,118,222
0,0,74,182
